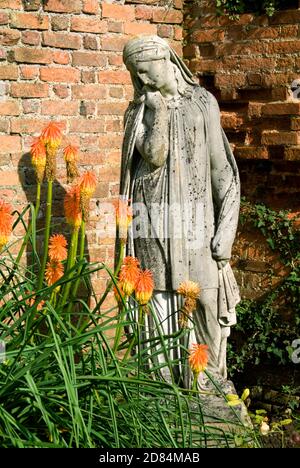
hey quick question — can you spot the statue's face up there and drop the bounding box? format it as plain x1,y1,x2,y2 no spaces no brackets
133,58,169,91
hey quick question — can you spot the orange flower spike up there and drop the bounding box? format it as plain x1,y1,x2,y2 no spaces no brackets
41,121,62,150
115,198,133,243
78,171,97,221
45,260,64,286
189,344,209,375
30,138,46,183
63,145,79,183
63,145,79,163
135,269,154,306
177,281,201,300
64,185,82,230
118,256,140,296
78,171,97,198
0,200,13,251
48,234,68,262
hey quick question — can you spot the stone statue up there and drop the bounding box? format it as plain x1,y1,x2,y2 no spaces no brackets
120,35,240,388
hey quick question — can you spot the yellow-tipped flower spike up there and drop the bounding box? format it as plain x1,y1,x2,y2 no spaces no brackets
30,137,46,183
63,145,79,183
0,200,13,252
64,185,82,231
118,256,141,296
115,197,133,243
135,269,154,306
78,171,97,221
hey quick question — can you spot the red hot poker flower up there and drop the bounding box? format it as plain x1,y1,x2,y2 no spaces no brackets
135,269,154,306
48,234,68,262
0,200,13,251
118,256,140,296
189,344,208,375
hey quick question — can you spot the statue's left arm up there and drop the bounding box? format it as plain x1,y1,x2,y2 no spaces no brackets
207,93,240,262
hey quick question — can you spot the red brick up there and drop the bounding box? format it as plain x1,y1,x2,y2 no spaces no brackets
0,136,21,153
267,41,300,54
0,170,20,185
11,82,49,98
21,30,40,45
0,12,9,24
124,22,157,35
40,67,80,83
174,26,183,41
108,55,123,67
83,35,99,50
101,36,128,52
157,24,173,38
71,17,107,34
53,85,69,98
72,84,106,99
22,99,40,114
52,50,70,65
10,12,49,30
105,118,122,132
109,86,124,99
20,65,38,79
221,112,243,130
0,29,20,46
108,21,123,33
82,0,99,14
0,100,20,116
81,70,96,83
261,130,300,145
0,65,18,80
51,15,69,31
191,29,225,42
72,51,107,67
280,25,298,38
248,102,263,119
41,100,78,115
262,102,300,116
102,4,135,21
215,74,246,88
79,101,96,116
10,118,46,134
98,70,131,84
69,119,105,133
135,6,152,20
234,146,269,160
285,146,300,161
0,0,22,8
97,102,127,115
14,48,53,64
270,10,300,25
152,8,183,24
42,32,81,50
44,0,81,13
291,118,300,131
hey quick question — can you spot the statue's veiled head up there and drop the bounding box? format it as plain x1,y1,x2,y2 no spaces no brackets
123,35,195,98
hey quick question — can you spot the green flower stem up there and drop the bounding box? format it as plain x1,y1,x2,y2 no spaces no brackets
60,228,79,308
192,371,199,392
122,303,144,363
37,179,53,290
113,300,128,354
96,241,125,310
35,182,41,219
71,220,85,300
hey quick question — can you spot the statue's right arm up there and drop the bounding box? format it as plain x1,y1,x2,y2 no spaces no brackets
135,92,169,167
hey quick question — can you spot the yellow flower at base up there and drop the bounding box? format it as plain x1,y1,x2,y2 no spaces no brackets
63,145,79,183
135,269,154,305
118,256,140,296
78,171,97,221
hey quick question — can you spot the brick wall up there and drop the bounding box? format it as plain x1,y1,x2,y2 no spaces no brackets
0,0,183,303
1,0,300,304
184,0,300,299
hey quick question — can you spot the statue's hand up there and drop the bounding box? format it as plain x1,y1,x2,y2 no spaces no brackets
143,88,166,111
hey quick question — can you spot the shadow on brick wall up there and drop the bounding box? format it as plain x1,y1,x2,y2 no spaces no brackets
18,151,91,308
